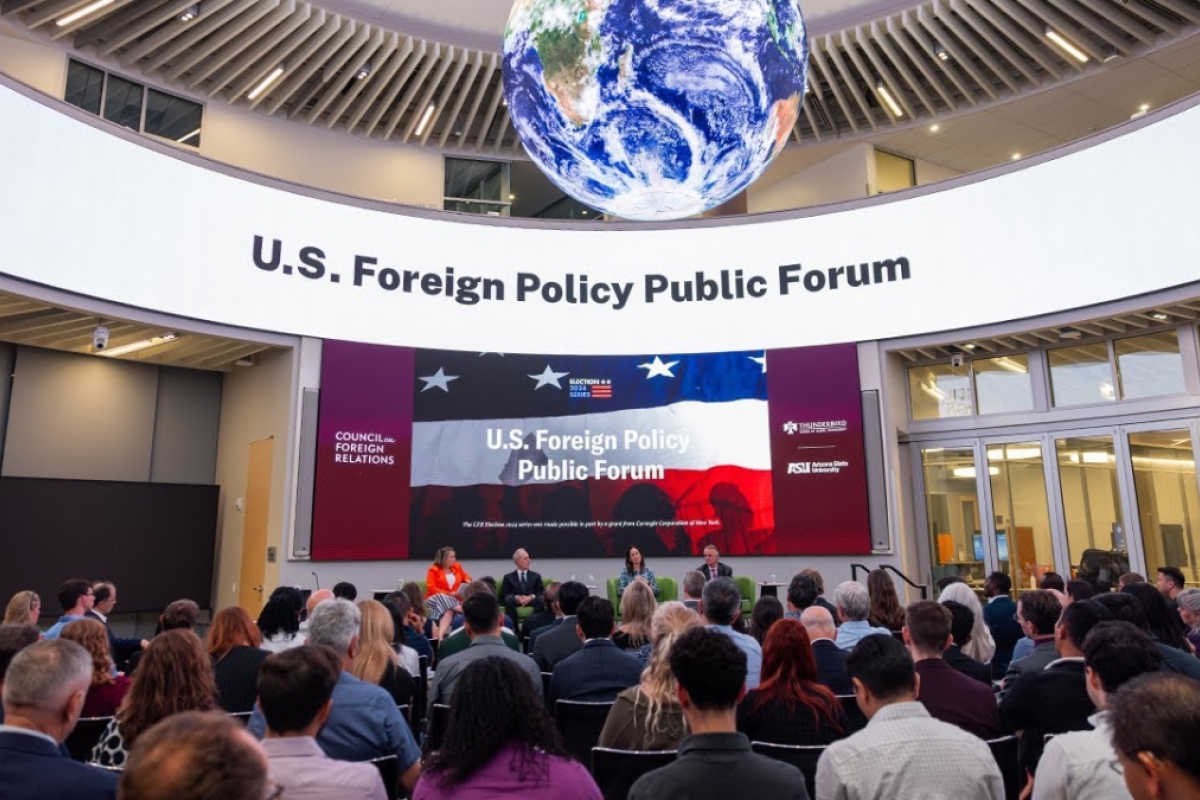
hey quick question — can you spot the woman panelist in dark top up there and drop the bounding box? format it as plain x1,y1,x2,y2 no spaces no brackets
737,619,847,745
207,606,270,713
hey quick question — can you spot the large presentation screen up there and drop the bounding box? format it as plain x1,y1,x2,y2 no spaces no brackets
310,340,872,560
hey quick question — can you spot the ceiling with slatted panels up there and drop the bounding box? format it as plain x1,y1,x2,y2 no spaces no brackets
0,291,280,370
3,0,1200,157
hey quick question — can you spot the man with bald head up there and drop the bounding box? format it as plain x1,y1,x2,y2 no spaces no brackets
0,639,119,799
801,606,852,694
297,589,335,639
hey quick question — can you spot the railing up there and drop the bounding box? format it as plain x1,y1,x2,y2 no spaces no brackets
850,563,928,600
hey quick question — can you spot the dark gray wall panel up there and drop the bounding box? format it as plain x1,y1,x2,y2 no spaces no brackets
151,366,222,484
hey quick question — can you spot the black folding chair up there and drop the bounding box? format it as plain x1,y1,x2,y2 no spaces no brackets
65,716,112,762
366,755,400,800
988,735,1022,800
751,741,826,798
427,703,451,754
591,747,677,800
554,700,614,767
541,671,553,698
409,656,429,738
227,711,253,727
836,694,868,734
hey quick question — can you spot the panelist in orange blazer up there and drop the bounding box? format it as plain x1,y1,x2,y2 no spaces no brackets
426,546,472,641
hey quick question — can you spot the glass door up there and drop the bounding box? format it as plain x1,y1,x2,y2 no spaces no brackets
1128,429,1200,586
985,441,1055,593
1054,434,1130,592
920,447,986,588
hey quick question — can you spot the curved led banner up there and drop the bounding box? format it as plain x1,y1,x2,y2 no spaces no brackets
1,79,1199,354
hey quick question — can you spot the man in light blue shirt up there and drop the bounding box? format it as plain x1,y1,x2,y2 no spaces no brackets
248,599,421,794
832,581,892,651
42,579,94,640
700,577,762,689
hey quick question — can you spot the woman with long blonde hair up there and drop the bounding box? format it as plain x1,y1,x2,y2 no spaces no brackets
3,590,40,625
60,618,129,718
598,601,700,751
613,579,656,650
351,599,413,706
938,581,996,664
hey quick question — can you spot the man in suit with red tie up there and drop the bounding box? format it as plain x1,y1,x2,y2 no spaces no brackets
697,545,733,582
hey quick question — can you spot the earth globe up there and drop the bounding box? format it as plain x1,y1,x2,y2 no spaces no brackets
502,0,808,221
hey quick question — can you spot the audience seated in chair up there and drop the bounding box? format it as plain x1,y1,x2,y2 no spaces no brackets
60,618,131,719
599,601,700,751
628,627,809,800
749,596,784,645
3,590,41,626
258,646,388,800
0,639,119,800
681,571,705,612
613,580,656,651
814,634,1004,800
523,581,562,641
86,582,147,672
1028,622,1161,800
0,622,40,724
981,572,1022,677
333,582,359,602
867,570,907,633
381,590,434,665
903,601,1002,740
126,599,201,674
257,587,307,654
1002,590,1063,690
92,628,217,768
1093,592,1200,681
206,607,269,714
247,599,422,794
436,581,521,661
799,607,853,695
1108,672,1200,800
352,600,414,707
549,596,643,705
700,577,762,689
118,711,269,800
43,579,96,640
737,618,848,746
413,657,601,800
999,600,1112,775
832,581,892,652
429,590,542,710
939,600,993,685
531,581,590,672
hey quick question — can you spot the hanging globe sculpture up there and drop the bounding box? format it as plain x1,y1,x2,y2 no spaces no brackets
502,0,808,221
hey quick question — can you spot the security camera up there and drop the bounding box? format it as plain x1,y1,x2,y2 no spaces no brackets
949,352,965,369
93,325,110,351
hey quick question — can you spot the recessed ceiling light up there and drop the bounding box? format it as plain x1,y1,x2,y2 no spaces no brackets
508,193,515,200
355,62,372,80
1011,153,1021,160
178,3,201,22
962,343,977,351
57,0,114,26
1150,312,1169,321
934,44,949,62
1139,103,1150,112
930,124,940,132
1045,27,1090,63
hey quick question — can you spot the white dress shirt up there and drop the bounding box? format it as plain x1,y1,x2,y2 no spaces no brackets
815,701,1004,800
263,735,388,800
1033,712,1131,800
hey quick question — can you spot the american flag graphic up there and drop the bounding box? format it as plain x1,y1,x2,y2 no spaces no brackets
590,383,612,398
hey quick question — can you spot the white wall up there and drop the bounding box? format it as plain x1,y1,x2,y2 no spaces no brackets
748,143,874,213
916,158,963,186
0,25,64,97
212,347,297,609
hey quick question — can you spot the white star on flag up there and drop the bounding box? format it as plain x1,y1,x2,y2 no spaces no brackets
637,356,679,379
749,353,767,373
529,365,569,389
419,367,459,392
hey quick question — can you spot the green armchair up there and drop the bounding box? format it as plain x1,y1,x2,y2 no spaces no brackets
658,577,679,602
733,576,755,616
514,577,556,623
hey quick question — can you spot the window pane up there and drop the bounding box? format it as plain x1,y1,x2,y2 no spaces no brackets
443,199,509,216
1130,430,1200,586
922,448,984,585
64,60,104,115
103,75,143,130
444,158,504,202
908,364,972,420
987,443,1054,591
974,355,1034,415
1116,331,1185,399
1056,435,1127,592
144,89,203,145
1049,343,1115,407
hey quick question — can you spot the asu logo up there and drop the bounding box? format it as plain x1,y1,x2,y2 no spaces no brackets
787,462,811,474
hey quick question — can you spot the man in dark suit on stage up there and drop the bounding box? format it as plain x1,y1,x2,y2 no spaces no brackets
531,581,590,672
696,545,733,582
0,639,119,800
501,548,545,624
85,582,146,673
800,606,852,694
982,571,1024,679
549,596,643,705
